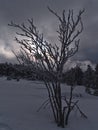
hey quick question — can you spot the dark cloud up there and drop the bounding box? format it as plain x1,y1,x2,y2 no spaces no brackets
0,0,98,63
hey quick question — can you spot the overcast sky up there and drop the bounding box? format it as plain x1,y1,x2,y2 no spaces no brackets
0,0,98,63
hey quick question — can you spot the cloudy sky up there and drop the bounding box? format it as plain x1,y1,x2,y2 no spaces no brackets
0,0,98,63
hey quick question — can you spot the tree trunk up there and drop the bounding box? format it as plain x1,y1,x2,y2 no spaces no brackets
55,82,65,127
65,109,70,125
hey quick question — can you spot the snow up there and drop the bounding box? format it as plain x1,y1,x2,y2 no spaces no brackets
0,77,98,130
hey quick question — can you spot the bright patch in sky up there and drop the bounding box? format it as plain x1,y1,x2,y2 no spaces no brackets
0,39,14,59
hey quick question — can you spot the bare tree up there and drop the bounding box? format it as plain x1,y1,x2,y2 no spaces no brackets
9,7,86,127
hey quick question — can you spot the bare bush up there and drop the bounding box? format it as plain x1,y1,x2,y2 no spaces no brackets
9,7,86,127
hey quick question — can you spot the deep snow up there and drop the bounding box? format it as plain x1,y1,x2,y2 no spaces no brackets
0,77,98,130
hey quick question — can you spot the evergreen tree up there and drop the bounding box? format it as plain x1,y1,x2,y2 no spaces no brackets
74,65,83,85
95,64,98,89
83,65,95,93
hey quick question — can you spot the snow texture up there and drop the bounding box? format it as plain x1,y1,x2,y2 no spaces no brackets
0,77,98,130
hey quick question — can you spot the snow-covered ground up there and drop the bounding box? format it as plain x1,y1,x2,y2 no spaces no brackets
0,77,98,130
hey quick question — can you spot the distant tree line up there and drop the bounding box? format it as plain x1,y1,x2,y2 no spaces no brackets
0,62,98,95
62,64,98,96
0,62,38,80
